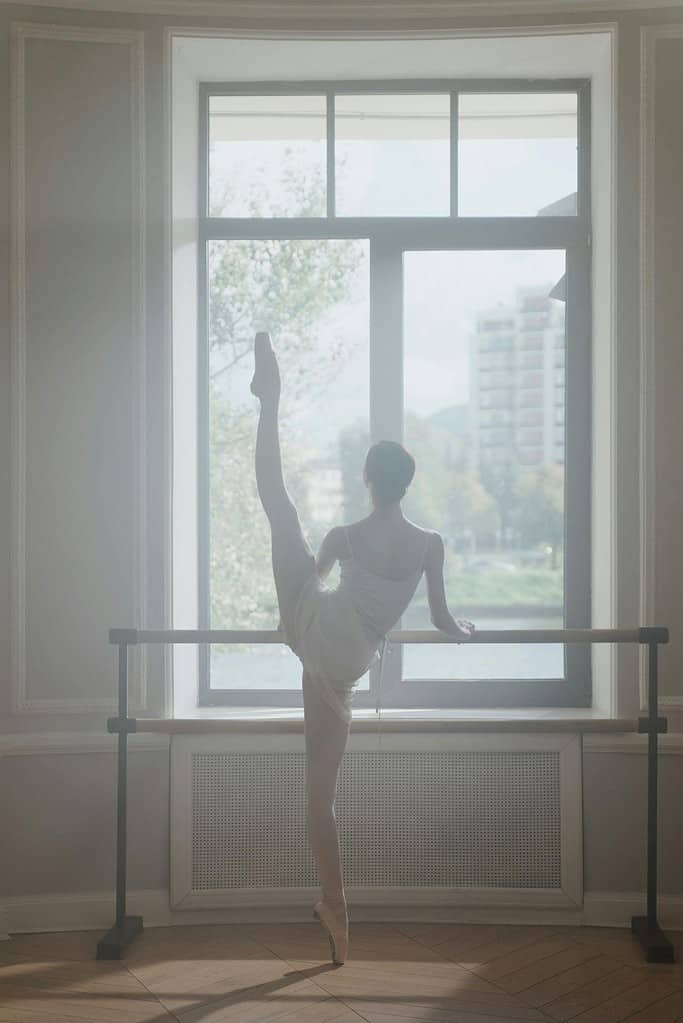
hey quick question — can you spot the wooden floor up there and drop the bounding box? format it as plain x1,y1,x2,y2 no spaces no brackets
1,921,682,1023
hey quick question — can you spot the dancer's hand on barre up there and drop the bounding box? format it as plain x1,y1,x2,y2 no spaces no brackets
438,617,476,642
424,531,475,642
454,618,476,640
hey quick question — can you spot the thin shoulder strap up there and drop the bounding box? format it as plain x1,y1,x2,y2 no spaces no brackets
343,525,354,560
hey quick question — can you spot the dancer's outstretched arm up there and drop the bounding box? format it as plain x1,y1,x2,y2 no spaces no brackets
424,532,475,640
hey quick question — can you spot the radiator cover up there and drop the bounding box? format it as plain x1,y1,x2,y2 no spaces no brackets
172,733,582,913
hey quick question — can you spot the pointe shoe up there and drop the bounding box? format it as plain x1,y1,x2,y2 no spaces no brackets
250,331,280,399
312,899,349,965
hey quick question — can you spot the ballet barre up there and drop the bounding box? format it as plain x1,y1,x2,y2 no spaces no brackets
97,626,673,965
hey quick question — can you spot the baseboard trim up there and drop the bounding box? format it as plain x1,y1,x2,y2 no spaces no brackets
4,888,683,936
3,889,583,933
3,890,173,935
583,891,683,928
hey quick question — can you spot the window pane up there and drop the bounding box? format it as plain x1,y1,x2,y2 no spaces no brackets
458,93,578,217
208,239,370,690
209,95,327,218
403,250,566,681
335,94,450,217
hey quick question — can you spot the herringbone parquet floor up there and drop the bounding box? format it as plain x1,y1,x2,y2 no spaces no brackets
1,921,682,1023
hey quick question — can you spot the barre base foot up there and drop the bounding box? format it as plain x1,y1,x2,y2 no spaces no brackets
96,915,143,960
631,915,675,963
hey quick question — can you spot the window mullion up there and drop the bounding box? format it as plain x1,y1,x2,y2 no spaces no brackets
577,81,592,228
326,92,335,219
564,241,592,704
197,239,211,702
370,239,404,445
198,84,209,217
450,91,458,218
369,238,405,697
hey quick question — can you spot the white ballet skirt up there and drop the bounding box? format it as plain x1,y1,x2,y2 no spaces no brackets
288,574,381,724
287,530,430,723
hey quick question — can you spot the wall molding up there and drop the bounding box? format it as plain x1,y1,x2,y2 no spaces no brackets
9,23,148,716
583,731,683,754
1,727,679,757
1,729,679,758
0,732,169,757
1,0,683,18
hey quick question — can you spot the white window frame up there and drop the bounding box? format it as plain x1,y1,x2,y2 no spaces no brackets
196,78,592,711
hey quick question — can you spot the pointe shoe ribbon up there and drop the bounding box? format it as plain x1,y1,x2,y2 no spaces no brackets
312,899,349,965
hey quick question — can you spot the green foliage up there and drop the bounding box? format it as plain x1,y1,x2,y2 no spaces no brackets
210,400,277,629
338,421,371,522
338,412,501,545
403,414,499,545
478,456,521,537
209,238,362,415
446,567,563,608
208,176,363,628
511,464,564,560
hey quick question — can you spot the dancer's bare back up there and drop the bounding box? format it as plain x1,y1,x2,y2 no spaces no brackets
317,514,474,640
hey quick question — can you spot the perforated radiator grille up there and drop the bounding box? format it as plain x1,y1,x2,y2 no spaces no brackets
191,751,561,892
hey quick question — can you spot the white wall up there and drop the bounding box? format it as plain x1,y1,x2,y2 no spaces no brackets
0,1,682,927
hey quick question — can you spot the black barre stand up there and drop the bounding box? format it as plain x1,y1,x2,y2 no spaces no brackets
630,630,674,963
97,631,142,960
97,626,675,962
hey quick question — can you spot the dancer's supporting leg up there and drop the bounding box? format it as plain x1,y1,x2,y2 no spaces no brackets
302,670,350,915
251,332,316,644
251,333,349,916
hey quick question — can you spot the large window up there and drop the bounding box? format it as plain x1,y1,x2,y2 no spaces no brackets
198,80,591,709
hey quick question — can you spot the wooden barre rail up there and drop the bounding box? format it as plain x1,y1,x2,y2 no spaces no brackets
110,627,670,645
124,716,640,735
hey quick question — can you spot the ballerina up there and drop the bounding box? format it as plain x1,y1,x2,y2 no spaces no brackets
250,330,474,964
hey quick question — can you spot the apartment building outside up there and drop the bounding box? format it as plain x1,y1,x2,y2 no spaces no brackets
469,286,565,470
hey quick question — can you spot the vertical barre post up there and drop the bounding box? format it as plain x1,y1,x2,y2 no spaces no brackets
115,642,128,928
631,639,674,963
96,640,143,960
646,641,658,927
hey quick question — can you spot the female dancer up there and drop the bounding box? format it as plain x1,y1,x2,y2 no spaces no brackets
250,331,474,965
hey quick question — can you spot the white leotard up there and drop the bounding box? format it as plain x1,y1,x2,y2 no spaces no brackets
336,526,430,647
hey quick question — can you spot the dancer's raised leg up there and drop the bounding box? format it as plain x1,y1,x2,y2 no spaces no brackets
251,332,316,645
252,333,349,952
